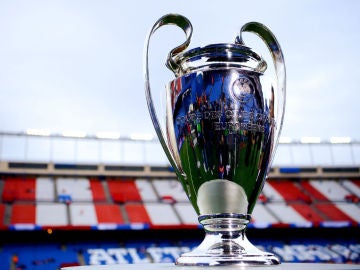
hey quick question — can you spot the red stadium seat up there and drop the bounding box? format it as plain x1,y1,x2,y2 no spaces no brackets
314,203,355,223
124,203,151,224
2,177,36,202
11,204,36,224
89,179,107,202
95,204,124,224
268,180,312,203
107,179,141,203
299,180,329,201
0,204,6,228
289,202,325,225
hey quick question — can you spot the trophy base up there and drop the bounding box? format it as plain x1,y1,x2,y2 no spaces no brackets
176,233,280,266
176,214,280,266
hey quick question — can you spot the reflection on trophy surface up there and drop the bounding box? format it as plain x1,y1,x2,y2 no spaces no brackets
145,14,286,266
170,70,274,218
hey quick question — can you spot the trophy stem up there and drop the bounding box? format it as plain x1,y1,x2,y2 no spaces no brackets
176,213,280,266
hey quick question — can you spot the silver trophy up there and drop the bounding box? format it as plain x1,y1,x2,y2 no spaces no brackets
144,14,286,266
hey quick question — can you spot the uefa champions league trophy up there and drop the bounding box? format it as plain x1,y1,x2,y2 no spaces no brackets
144,14,286,266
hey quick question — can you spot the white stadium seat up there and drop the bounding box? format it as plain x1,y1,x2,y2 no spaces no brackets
251,204,279,226
36,203,68,226
56,177,93,202
334,202,360,223
262,183,284,201
173,203,198,225
69,203,97,226
309,180,351,201
135,179,158,202
267,202,310,225
144,203,180,226
342,180,360,198
152,179,188,203
36,177,55,201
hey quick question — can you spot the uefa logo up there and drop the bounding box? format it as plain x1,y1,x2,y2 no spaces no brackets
231,76,254,102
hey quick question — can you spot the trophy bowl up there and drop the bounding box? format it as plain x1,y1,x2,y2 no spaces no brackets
144,14,286,266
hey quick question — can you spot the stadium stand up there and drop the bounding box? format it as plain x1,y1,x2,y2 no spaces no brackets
0,176,359,267
0,132,359,267
0,176,358,230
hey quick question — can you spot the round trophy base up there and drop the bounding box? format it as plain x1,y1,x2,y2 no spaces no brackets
176,231,280,266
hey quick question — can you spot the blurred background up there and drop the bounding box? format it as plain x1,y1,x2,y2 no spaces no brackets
0,0,359,269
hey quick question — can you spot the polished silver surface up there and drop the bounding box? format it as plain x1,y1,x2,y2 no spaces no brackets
144,14,286,266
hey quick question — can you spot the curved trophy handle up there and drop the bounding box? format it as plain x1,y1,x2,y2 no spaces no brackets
144,14,192,176
237,22,286,150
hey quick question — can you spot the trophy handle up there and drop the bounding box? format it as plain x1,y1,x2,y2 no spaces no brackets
237,23,286,149
144,14,192,176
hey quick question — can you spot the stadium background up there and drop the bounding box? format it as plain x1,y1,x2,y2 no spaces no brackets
0,131,359,269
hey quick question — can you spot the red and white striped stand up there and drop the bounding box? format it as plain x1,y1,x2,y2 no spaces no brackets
62,263,359,270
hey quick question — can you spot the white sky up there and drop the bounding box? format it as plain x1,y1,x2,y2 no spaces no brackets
0,0,359,140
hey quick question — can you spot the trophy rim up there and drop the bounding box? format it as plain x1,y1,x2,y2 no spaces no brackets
172,43,267,75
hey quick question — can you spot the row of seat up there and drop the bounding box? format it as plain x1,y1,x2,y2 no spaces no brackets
1,199,359,230
0,243,80,270
0,202,198,230
2,238,359,269
262,179,360,203
0,177,359,229
1,177,359,204
0,177,191,203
